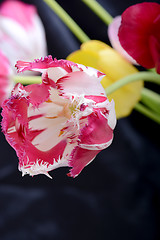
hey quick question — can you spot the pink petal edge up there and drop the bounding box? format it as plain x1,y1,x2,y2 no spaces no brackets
108,16,138,65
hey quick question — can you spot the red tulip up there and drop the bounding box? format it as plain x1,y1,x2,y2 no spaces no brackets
118,2,160,73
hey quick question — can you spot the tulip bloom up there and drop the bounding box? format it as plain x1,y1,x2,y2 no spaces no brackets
1,56,116,178
0,50,13,107
118,2,160,73
67,40,143,118
0,0,47,71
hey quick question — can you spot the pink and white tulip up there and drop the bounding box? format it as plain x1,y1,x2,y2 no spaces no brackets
2,56,116,178
0,50,13,107
0,0,47,71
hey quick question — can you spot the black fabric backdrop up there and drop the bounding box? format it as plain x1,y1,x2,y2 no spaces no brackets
0,0,160,239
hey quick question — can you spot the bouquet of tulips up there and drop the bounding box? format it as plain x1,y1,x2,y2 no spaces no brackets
0,0,159,179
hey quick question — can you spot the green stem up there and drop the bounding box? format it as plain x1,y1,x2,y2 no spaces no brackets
134,103,160,124
82,0,113,25
43,0,90,43
148,68,156,73
13,76,42,85
105,72,160,95
141,88,160,114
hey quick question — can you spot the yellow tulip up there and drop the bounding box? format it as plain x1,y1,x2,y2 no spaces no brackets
67,40,143,118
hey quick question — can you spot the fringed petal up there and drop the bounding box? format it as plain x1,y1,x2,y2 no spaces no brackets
1,83,70,177
68,147,99,178
15,56,77,74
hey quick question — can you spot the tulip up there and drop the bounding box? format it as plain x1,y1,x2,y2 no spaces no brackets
67,40,143,118
118,2,160,73
0,0,47,71
1,56,116,178
0,50,14,107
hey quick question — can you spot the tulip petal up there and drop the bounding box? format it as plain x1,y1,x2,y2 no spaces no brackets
68,147,100,177
16,56,76,74
80,109,113,148
25,84,50,106
0,51,13,106
57,71,106,97
68,106,115,177
0,0,36,29
149,35,160,74
66,50,99,69
108,16,138,65
81,40,110,52
0,0,47,71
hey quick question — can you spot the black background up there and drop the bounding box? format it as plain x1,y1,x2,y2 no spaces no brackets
0,0,160,239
